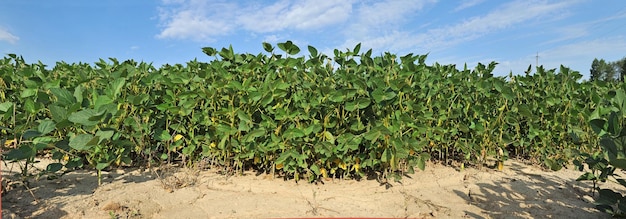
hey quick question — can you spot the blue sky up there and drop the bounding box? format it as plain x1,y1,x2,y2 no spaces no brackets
1,0,625,79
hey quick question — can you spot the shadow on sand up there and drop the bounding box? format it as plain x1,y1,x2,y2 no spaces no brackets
2,160,155,219
453,161,610,219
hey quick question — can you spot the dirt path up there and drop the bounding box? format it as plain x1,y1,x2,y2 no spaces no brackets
1,159,620,218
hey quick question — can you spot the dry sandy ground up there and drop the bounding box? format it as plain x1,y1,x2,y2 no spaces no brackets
1,158,623,219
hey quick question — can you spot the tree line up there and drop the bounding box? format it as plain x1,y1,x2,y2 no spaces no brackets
590,56,626,82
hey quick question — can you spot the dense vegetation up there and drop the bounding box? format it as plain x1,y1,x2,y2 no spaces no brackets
0,41,621,184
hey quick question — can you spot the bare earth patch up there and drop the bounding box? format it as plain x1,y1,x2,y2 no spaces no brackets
2,159,622,219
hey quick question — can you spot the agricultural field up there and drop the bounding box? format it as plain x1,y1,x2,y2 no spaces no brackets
2,42,626,218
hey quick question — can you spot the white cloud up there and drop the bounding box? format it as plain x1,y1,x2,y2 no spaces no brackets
156,0,353,41
264,35,280,43
347,0,436,37
338,0,577,56
156,1,237,41
542,8,626,46
453,0,485,12
334,0,437,52
424,1,573,48
237,0,353,32
0,28,19,44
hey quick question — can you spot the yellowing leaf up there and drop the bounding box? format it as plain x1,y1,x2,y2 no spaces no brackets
63,154,69,162
320,168,328,178
254,156,260,164
4,139,16,147
351,163,360,172
173,134,184,142
275,163,284,170
338,162,347,170
210,142,216,148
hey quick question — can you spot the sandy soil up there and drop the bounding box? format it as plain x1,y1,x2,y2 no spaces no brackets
1,158,623,219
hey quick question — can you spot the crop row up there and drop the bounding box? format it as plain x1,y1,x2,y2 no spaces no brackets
0,42,619,183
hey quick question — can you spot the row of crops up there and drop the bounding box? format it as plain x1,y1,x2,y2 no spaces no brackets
0,42,621,183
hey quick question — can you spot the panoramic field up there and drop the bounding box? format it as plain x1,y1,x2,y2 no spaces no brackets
2,42,626,218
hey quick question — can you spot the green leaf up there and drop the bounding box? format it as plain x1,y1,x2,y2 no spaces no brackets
216,124,237,136
154,129,172,141
544,158,562,171
372,88,396,103
49,105,68,122
277,40,300,55
202,47,217,56
33,136,56,145
322,131,335,144
363,126,391,142
283,128,305,139
337,133,361,151
21,88,37,98
610,158,626,170
353,43,361,54
329,92,345,102
597,189,622,206
310,163,320,175
96,130,115,143
68,109,103,126
244,128,266,142
109,78,126,98
307,45,318,57
182,144,196,156
94,95,114,110
304,123,322,135
69,134,97,151
237,110,252,124
38,120,56,135
0,102,13,112
96,162,110,170
381,148,391,163
24,99,37,114
576,172,597,181
501,87,514,100
417,153,430,171
262,42,274,53
22,130,42,140
73,85,84,103
345,98,370,111
5,145,35,161
50,88,76,107
350,120,365,131
46,163,63,172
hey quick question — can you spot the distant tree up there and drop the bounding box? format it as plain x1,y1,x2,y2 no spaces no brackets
603,60,617,82
591,58,602,81
591,58,601,81
590,58,622,82
616,57,626,82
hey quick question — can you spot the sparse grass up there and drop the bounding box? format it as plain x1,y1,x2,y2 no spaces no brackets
152,163,199,193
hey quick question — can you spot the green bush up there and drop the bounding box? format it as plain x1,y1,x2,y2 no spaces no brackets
576,84,626,216
0,41,616,184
